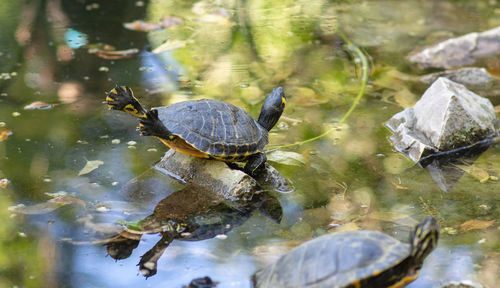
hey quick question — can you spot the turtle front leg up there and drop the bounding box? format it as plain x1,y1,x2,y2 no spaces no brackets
138,233,174,278
106,86,147,118
244,152,267,175
138,109,173,139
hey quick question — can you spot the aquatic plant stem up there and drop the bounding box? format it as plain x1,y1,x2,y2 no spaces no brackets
267,28,369,151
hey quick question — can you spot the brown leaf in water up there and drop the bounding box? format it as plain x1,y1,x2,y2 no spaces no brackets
123,16,183,32
494,105,500,113
89,48,139,60
24,101,58,110
49,196,86,208
0,128,12,141
460,219,495,231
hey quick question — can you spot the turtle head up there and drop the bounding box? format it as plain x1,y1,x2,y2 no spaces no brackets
106,86,147,118
258,87,286,131
409,216,439,269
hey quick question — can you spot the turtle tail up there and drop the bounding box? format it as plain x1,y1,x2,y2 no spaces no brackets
409,216,439,269
106,86,147,118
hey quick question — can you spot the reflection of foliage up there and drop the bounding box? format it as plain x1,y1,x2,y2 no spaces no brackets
0,188,46,287
146,0,356,103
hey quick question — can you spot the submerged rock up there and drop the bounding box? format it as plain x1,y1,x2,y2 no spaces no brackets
386,77,498,162
419,68,495,90
408,26,500,69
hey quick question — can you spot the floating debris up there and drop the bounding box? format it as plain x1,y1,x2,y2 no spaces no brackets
0,178,10,188
45,191,68,197
111,139,120,144
0,128,12,141
215,234,227,240
152,40,186,54
98,66,109,72
123,16,182,32
460,219,495,231
78,159,104,176
127,141,137,146
12,112,21,117
24,101,58,110
0,73,11,80
267,150,306,166
96,206,110,213
90,48,139,60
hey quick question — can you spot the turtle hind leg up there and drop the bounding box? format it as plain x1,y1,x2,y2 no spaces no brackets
138,109,173,138
106,86,147,118
244,152,267,176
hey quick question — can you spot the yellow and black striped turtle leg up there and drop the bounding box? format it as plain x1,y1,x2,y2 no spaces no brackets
105,86,147,118
244,152,267,176
138,109,173,139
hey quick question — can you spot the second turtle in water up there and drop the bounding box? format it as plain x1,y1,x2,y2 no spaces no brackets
106,86,286,174
253,217,439,288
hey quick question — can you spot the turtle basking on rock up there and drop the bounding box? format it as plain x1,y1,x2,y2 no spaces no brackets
105,86,286,175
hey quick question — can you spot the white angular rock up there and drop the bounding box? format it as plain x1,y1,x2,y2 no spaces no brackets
386,77,498,162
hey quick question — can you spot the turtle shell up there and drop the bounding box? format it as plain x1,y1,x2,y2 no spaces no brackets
154,99,268,159
252,231,412,288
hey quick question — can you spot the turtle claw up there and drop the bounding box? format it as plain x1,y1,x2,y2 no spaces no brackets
137,123,151,136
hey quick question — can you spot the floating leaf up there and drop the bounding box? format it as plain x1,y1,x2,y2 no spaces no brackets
460,219,495,231
78,160,104,176
454,164,490,183
49,196,86,208
9,202,64,214
152,40,187,54
267,151,306,166
495,105,500,113
123,16,182,32
24,101,58,110
0,128,12,141
89,48,139,59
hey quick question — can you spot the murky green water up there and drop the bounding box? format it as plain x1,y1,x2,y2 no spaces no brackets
1,0,499,287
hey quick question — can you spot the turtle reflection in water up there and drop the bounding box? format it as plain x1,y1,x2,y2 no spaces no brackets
105,85,286,175
105,184,282,278
253,217,439,288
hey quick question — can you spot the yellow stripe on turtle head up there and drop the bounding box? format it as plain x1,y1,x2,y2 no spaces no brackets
281,95,287,106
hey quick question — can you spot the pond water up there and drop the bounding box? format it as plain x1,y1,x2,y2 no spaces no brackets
1,0,499,287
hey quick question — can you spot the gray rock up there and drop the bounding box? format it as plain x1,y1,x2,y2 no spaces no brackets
386,78,498,162
155,150,258,201
419,68,494,89
440,280,484,288
408,26,500,69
